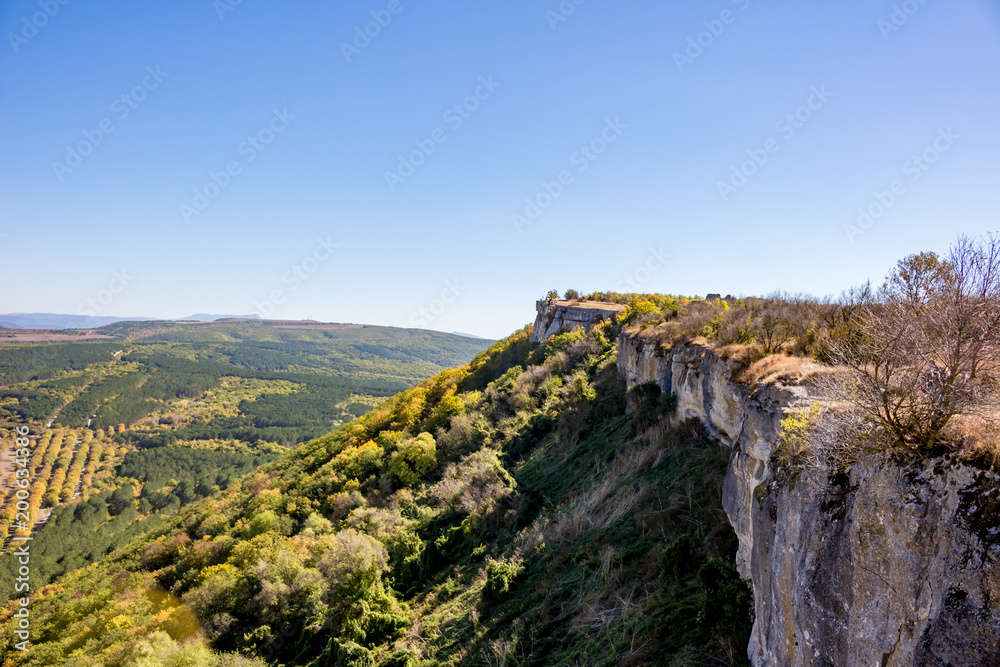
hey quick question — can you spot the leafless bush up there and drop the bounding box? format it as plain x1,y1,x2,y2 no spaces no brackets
826,234,1000,451
429,449,514,515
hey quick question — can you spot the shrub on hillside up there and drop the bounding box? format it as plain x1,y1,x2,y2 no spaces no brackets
388,433,437,488
424,394,466,433
430,449,516,516
333,440,385,480
627,381,677,430
484,555,524,602
827,235,1000,452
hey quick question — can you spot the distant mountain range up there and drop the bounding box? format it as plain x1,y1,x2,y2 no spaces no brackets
0,313,262,329
450,331,491,340
0,314,492,339
175,313,264,322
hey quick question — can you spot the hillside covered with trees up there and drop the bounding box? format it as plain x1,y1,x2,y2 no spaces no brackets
0,318,754,666
2,235,998,666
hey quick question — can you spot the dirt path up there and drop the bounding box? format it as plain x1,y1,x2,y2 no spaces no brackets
70,437,85,500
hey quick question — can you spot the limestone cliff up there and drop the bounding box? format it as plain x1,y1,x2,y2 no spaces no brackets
615,332,1000,666
530,300,624,343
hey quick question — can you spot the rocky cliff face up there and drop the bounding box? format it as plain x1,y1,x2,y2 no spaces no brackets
614,331,1000,666
530,300,624,343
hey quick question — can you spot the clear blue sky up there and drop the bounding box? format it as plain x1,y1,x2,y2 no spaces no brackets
1,0,998,338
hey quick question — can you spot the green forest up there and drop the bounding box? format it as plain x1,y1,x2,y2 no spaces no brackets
0,446,278,606
0,322,493,444
0,321,494,627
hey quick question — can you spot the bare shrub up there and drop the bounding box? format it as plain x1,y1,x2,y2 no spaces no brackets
429,449,515,515
827,235,1000,451
564,335,601,366
435,411,493,457
756,312,791,354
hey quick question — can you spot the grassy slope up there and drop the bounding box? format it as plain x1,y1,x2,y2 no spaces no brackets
0,324,751,667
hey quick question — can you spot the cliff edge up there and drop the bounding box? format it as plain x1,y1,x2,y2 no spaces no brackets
530,299,624,343
617,331,1000,666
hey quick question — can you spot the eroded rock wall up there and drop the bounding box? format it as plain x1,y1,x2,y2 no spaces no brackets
530,300,624,343
616,331,1000,666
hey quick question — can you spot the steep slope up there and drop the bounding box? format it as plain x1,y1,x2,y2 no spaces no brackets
6,295,998,667
1,322,751,666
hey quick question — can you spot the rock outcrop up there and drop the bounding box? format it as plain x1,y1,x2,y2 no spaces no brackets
530,300,624,343
612,329,1000,666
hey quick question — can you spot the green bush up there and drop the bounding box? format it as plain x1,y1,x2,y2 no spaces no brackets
302,512,334,537
484,555,524,601
661,534,698,582
620,297,658,326
244,509,292,538
776,402,821,471
388,433,437,488
335,440,385,480
424,394,466,432
330,639,374,667
696,559,753,647
627,381,677,430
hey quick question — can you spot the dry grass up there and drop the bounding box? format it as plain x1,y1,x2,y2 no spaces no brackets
946,413,1000,469
552,299,626,312
739,353,835,387
518,479,645,551
568,578,646,634
517,431,667,552
609,437,665,478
